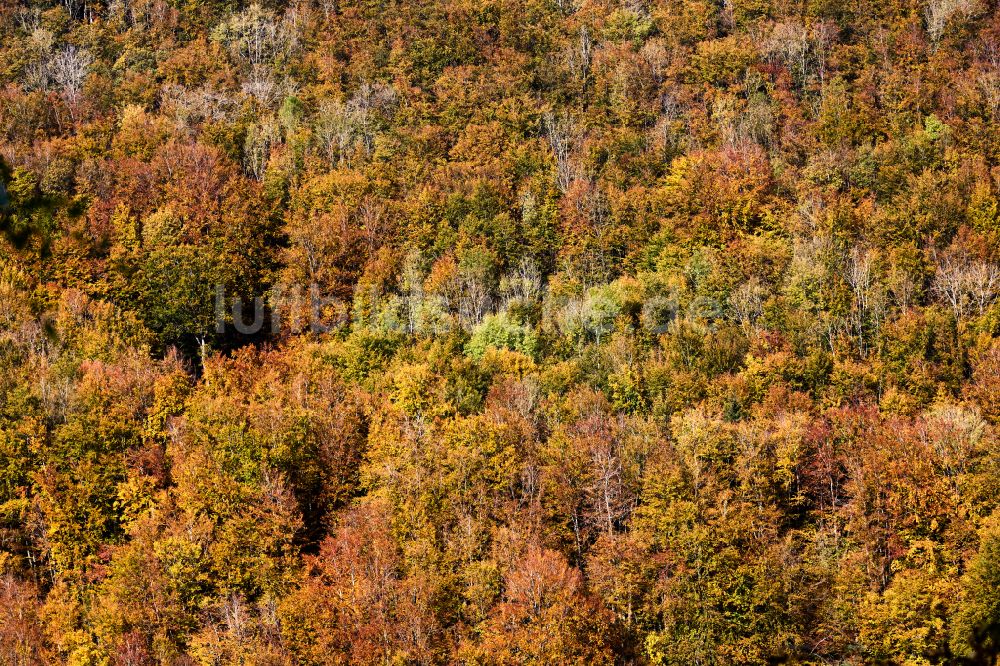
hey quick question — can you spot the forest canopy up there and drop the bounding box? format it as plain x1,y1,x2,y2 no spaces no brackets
4,0,1000,662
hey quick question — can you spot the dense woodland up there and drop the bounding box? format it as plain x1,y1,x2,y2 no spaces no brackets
5,0,1000,662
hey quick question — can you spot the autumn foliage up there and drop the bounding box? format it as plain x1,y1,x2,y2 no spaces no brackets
6,0,1000,663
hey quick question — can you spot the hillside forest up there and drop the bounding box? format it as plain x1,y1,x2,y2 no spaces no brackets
5,0,1000,662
